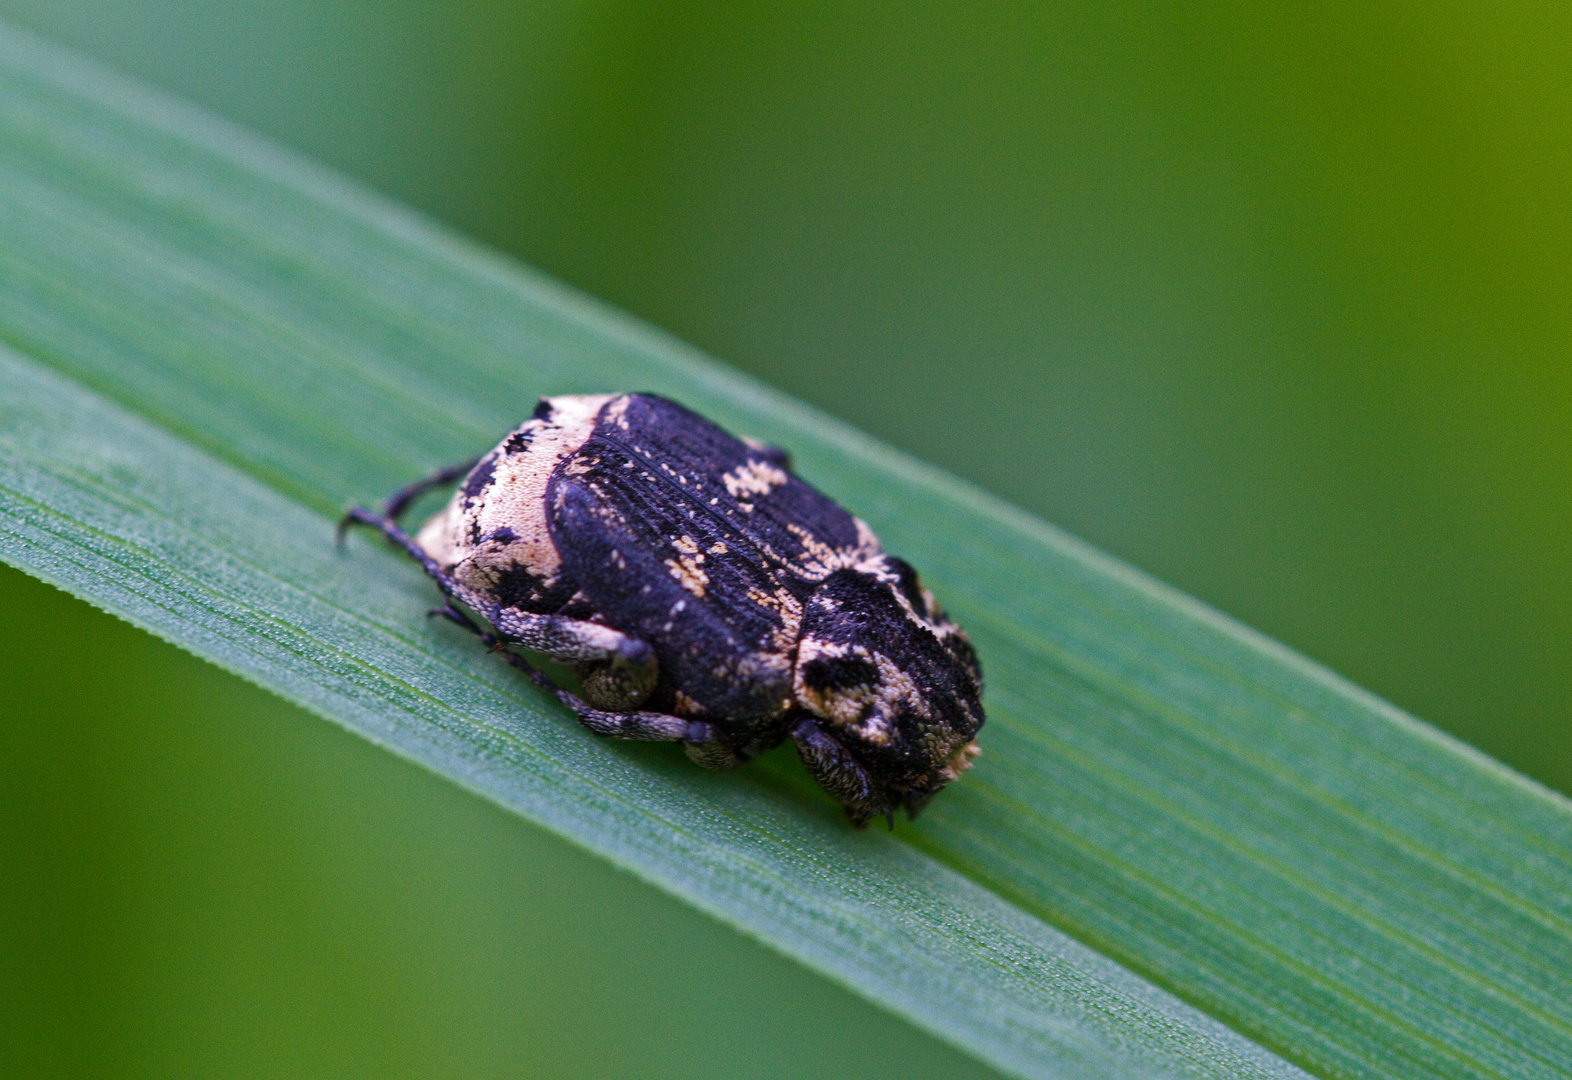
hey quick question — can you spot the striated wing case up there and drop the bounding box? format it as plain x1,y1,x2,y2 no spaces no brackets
548,395,882,725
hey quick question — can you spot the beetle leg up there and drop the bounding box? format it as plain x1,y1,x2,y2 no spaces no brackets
791,718,889,828
497,662,741,765
489,607,653,665
337,505,466,605
484,609,661,709
418,611,670,744
428,603,482,634
482,642,703,751
680,722,750,770
508,654,741,765
339,508,653,665
575,655,660,711
556,689,701,743
380,457,481,523
339,507,662,706
335,458,478,554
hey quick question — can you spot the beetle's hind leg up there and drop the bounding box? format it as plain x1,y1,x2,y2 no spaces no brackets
379,457,481,523
434,596,658,710
336,504,467,606
488,608,652,665
335,455,479,562
336,456,482,607
338,505,660,704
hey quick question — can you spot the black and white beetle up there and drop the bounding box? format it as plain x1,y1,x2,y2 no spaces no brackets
339,394,983,826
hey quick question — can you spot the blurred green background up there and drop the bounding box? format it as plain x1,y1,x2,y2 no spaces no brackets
3,1,1569,1076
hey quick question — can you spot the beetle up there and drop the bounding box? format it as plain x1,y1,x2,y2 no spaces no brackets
338,393,983,826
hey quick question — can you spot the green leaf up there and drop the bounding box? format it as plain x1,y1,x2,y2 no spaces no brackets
1,20,1567,1080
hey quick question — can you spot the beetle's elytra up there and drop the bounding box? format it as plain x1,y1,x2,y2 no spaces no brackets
339,393,983,826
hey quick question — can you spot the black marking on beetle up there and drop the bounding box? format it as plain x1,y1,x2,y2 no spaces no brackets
491,561,557,610
801,653,881,692
460,452,499,501
338,393,984,827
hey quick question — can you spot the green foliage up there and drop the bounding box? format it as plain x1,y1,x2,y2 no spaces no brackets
1,22,1568,1080
0,564,1004,1080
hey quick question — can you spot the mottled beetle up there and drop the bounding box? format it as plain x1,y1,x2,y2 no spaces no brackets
339,394,983,826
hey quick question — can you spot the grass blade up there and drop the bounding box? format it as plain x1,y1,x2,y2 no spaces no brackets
1,21,1568,1080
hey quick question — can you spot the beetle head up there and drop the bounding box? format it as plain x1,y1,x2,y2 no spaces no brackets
792,560,984,826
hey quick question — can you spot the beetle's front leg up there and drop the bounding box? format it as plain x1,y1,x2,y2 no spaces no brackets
791,717,889,828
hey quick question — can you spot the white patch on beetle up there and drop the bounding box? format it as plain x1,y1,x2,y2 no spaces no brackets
672,690,706,717
663,535,710,597
664,554,709,597
876,563,965,642
793,638,930,747
722,459,789,499
783,521,886,581
601,394,633,430
746,585,803,652
417,394,613,604
937,740,981,783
